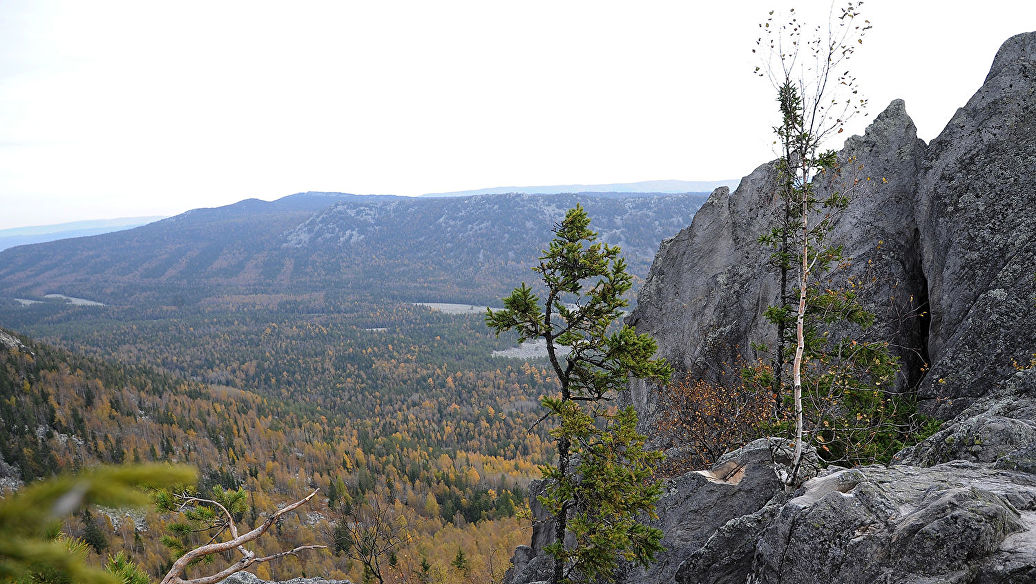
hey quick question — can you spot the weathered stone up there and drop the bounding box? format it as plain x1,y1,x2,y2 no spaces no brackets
616,439,815,584
626,98,930,442
897,367,1036,470
996,444,1036,476
218,572,352,584
894,412,1036,467
674,494,785,584
624,170,779,440
751,463,1036,584
505,439,817,584
502,480,554,584
0,452,22,496
0,328,25,352
914,31,1036,418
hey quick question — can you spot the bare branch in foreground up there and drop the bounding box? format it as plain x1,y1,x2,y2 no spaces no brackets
159,489,325,584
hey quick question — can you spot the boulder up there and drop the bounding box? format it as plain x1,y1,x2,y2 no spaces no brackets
896,367,1036,468
894,412,1036,467
615,439,817,584
750,462,1036,584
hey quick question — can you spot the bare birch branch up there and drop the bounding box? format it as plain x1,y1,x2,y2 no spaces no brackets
159,489,323,584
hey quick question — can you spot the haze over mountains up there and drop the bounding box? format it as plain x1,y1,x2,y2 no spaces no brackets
422,179,740,197
0,190,709,308
0,216,164,252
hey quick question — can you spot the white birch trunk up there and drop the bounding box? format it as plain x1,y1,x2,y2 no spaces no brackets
790,172,809,487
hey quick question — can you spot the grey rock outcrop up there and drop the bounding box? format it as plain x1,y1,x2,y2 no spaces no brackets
896,410,1036,467
0,452,22,496
914,31,1036,419
896,378,1036,470
673,31,1036,584
0,328,28,353
675,457,1036,584
503,480,554,584
617,439,817,584
896,365,1036,470
626,98,930,442
747,462,1036,584
218,573,352,584
624,167,778,437
505,439,820,584
629,29,1034,431
674,494,786,584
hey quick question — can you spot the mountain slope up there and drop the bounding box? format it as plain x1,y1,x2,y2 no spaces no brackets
0,191,708,306
282,192,708,303
0,192,365,305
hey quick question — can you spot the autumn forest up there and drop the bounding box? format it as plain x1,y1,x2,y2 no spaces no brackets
0,297,560,582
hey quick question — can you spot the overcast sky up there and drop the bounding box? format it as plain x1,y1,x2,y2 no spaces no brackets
1,1,1033,229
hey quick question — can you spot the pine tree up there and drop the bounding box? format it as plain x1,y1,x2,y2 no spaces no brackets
451,548,469,575
487,205,671,584
81,508,109,555
417,557,432,584
104,551,151,584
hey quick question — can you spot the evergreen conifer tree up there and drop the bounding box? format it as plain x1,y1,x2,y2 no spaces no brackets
487,205,671,584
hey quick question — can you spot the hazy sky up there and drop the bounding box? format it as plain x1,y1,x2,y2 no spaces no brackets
1,1,1033,229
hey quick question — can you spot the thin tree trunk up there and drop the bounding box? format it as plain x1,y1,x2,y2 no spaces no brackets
542,295,570,584
552,431,570,584
790,173,808,487
773,135,794,419
551,365,571,584
773,195,791,418
159,490,322,584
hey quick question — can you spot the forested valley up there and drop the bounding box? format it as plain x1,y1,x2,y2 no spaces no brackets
0,297,560,582
0,190,711,582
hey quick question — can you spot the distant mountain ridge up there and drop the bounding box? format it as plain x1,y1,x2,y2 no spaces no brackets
422,179,740,197
0,216,164,252
0,190,710,307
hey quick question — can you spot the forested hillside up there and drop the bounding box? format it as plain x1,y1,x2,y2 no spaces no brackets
0,192,707,306
0,317,550,582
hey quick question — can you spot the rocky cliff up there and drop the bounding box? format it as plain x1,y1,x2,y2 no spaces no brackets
505,32,1036,584
914,32,1036,421
625,96,931,441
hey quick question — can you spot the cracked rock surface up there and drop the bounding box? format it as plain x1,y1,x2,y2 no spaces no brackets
218,573,352,584
748,463,1036,584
